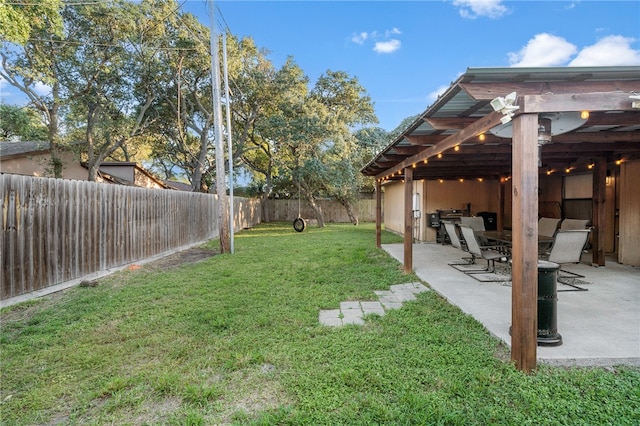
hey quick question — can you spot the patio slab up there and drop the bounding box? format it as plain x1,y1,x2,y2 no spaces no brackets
383,242,640,367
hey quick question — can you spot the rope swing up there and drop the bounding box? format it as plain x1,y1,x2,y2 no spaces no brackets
293,178,306,232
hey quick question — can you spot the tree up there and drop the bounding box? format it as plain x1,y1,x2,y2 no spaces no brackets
0,0,62,45
0,1,73,177
296,70,378,226
59,0,159,181
0,103,48,141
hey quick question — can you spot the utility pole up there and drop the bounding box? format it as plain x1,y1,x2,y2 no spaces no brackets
208,0,230,253
222,33,234,254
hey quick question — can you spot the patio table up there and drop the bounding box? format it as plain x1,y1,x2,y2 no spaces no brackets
477,231,554,252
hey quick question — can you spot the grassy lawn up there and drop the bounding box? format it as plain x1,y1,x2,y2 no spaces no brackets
1,223,638,425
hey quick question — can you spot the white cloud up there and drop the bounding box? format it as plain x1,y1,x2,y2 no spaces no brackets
385,28,402,37
374,39,401,54
453,0,509,19
508,33,640,67
351,28,403,54
33,81,51,96
569,35,640,66
351,32,368,45
508,33,577,67
428,85,450,103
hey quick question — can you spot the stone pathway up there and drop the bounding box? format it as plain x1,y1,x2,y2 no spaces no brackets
319,282,430,327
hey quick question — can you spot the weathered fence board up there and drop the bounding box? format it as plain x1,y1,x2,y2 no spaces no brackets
267,198,376,223
1,175,261,302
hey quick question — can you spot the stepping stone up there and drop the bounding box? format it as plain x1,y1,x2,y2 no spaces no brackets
340,301,362,311
374,290,403,310
390,282,430,295
360,301,385,316
319,309,342,326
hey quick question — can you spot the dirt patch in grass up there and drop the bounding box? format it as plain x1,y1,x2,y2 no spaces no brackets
143,247,218,272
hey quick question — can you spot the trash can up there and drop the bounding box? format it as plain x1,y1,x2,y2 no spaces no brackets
537,260,563,346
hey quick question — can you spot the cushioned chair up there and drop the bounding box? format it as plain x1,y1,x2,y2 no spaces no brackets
459,225,507,274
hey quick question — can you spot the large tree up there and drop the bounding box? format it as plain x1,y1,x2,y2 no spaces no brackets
60,0,160,181
0,104,48,141
0,0,62,46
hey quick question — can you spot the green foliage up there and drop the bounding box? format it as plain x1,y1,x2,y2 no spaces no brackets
0,0,63,45
1,223,638,425
0,103,48,141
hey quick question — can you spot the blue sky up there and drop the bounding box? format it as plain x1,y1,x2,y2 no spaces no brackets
186,0,640,131
2,1,639,132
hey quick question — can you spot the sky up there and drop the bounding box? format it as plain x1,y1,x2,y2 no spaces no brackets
2,0,639,132
185,0,640,131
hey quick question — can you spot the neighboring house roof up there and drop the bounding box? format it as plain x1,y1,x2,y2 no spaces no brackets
361,66,640,181
0,141,50,159
94,162,173,190
163,180,193,191
1,142,172,190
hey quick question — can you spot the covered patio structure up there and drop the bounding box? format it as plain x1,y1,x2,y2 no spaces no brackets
361,66,640,371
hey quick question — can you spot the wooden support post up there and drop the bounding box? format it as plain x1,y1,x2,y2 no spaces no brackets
404,167,413,273
510,113,539,372
592,158,607,266
498,177,505,231
376,180,382,248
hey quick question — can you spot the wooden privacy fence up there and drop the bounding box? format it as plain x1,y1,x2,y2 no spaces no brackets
1,174,261,302
268,198,376,223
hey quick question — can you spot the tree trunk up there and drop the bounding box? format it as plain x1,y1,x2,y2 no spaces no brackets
339,198,359,225
48,89,63,178
300,182,324,227
260,169,273,222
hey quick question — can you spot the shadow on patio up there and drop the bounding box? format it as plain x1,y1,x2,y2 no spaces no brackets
383,242,640,367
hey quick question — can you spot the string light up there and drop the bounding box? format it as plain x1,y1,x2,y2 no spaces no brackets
437,153,443,159
581,111,590,120
478,133,486,142
454,145,460,152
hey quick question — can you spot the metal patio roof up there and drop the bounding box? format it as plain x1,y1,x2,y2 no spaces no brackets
361,66,640,181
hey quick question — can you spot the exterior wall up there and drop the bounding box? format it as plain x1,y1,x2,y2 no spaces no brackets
383,178,501,242
382,182,405,236
618,159,640,266
0,151,87,180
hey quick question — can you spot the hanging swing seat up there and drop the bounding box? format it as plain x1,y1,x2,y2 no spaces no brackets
293,217,306,232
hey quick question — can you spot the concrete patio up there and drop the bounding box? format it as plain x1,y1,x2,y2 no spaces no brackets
383,242,640,367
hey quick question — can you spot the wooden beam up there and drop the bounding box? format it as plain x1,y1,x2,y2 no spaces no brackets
592,159,607,266
460,81,640,100
510,113,539,373
404,167,413,273
405,134,447,145
520,92,638,113
375,111,506,180
376,179,382,248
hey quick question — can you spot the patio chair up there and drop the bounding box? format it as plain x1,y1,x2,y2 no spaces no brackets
544,229,591,291
538,217,561,251
459,225,508,275
460,216,498,247
538,217,561,238
443,221,474,265
560,218,590,230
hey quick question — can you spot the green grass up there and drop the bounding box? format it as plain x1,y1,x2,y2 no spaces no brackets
1,223,638,425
